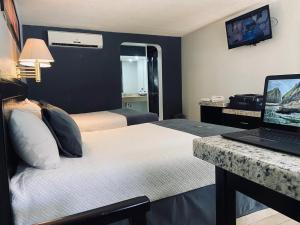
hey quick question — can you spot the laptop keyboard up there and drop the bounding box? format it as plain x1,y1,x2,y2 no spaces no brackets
247,129,300,145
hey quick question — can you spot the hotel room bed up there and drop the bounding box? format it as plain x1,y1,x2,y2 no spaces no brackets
71,108,158,132
0,79,265,225
10,120,265,225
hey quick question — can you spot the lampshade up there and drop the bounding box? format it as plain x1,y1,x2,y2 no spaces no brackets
19,38,54,68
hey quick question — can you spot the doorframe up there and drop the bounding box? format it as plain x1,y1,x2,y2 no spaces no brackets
121,42,163,120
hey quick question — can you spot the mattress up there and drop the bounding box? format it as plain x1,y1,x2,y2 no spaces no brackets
10,123,215,225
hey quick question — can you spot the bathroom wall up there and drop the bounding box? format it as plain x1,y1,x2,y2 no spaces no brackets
121,57,148,94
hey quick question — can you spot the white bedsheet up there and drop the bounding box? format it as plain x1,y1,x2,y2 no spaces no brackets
10,123,215,225
71,111,127,132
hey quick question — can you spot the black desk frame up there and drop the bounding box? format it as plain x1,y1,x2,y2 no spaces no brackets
216,167,300,225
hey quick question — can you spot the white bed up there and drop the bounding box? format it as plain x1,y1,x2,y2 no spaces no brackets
70,108,158,132
10,123,214,225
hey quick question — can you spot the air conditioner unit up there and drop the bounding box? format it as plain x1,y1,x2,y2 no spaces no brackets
48,31,103,49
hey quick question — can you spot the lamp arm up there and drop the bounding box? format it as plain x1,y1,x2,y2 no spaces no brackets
35,61,41,82
16,62,42,82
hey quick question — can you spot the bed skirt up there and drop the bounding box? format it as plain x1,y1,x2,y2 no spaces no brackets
111,184,266,225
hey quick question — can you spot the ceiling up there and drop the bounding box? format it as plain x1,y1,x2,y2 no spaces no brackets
15,0,269,37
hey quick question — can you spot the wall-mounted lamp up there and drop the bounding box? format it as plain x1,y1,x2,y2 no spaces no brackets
17,38,54,82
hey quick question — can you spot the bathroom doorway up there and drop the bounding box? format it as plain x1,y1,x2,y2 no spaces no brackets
120,43,163,119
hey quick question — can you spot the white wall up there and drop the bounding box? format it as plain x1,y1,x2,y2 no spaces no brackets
121,57,148,94
0,12,19,79
182,0,300,121
122,61,139,93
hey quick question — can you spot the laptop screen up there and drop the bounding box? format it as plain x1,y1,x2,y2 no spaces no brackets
264,78,300,128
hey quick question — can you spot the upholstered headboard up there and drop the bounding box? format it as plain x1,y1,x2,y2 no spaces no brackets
0,79,27,225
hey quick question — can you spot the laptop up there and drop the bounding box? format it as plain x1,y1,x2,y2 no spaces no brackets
222,74,300,157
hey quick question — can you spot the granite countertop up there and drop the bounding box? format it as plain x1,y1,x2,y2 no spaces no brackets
199,101,228,107
222,108,261,118
193,136,300,201
199,103,262,118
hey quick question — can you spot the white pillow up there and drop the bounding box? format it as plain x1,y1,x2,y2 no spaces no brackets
9,110,60,169
14,99,41,118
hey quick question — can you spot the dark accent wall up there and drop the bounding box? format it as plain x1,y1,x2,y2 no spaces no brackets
120,46,146,56
23,25,182,119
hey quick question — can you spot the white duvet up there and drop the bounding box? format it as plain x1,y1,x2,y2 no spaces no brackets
10,123,215,225
71,111,127,132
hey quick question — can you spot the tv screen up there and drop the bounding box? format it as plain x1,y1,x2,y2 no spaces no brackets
226,5,272,49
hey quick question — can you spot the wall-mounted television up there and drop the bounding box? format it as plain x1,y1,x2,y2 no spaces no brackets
226,5,272,49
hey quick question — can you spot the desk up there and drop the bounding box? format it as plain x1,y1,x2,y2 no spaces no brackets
193,136,300,225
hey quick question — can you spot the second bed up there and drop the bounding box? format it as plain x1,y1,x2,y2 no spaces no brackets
71,108,158,132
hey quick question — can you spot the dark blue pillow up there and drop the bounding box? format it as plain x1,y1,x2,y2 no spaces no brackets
41,105,82,158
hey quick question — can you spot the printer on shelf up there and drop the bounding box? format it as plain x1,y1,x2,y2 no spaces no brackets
229,94,263,111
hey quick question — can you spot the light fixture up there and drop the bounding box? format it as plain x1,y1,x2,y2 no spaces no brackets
17,38,54,82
